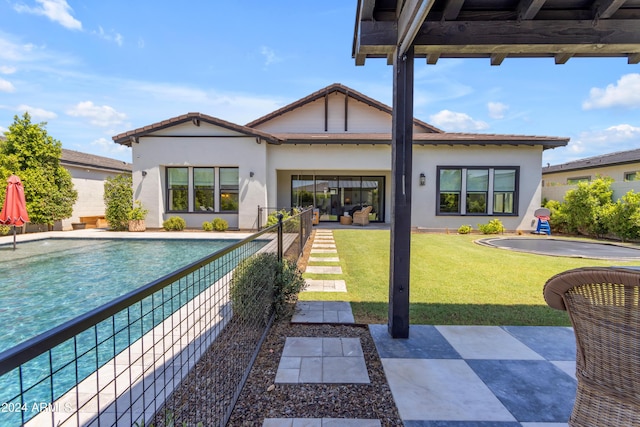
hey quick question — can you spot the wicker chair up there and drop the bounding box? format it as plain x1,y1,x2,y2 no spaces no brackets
352,205,373,226
543,267,640,427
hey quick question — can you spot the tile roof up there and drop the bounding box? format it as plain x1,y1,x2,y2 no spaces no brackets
112,112,280,146
246,83,443,133
61,149,131,173
542,148,640,174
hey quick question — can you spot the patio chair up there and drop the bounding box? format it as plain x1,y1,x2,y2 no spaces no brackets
543,267,640,427
352,205,373,226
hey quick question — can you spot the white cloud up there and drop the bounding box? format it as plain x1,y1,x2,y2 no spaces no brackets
0,126,7,134
67,101,127,127
91,137,131,156
487,102,508,119
137,38,145,49
16,104,57,120
565,124,640,159
14,0,82,30
260,46,281,66
0,66,17,74
429,110,489,132
0,78,15,93
583,73,640,110
93,26,123,46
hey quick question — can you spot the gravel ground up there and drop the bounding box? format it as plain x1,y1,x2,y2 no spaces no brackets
227,319,403,426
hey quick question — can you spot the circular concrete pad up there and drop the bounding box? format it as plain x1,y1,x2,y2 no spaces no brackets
477,237,640,260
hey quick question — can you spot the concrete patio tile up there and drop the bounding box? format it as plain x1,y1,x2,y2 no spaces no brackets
311,244,336,249
503,326,576,360
468,359,576,423
369,324,460,359
381,358,516,422
283,337,323,357
551,360,576,379
322,420,380,427
322,356,369,383
435,326,545,360
299,357,323,382
263,419,380,427
310,249,338,254
305,266,342,274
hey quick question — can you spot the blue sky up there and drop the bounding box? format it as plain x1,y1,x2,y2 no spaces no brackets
1,1,639,166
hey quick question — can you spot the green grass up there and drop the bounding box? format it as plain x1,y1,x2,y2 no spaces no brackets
300,230,640,326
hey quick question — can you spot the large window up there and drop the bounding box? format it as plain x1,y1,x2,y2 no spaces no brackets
167,167,188,212
437,167,518,215
219,167,239,212
194,168,214,211
166,166,239,213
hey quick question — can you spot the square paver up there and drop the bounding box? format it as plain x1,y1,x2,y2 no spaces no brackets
276,338,369,384
305,266,342,274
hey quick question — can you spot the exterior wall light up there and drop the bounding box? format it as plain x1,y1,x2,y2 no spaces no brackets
250,171,255,178
141,170,147,177
419,173,426,186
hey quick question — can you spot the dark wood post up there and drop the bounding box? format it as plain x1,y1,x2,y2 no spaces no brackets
388,46,414,339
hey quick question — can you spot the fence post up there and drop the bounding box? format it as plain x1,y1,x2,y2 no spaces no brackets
257,205,261,230
299,210,304,255
277,213,283,262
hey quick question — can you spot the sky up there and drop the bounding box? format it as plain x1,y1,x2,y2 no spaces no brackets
0,1,639,166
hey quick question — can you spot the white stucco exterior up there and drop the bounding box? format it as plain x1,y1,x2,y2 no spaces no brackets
113,84,567,232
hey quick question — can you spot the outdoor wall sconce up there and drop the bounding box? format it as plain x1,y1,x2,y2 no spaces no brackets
141,170,147,177
419,173,426,186
250,171,255,178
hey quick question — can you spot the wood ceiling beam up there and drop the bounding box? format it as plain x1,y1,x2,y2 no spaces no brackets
442,0,465,21
554,53,573,64
426,52,440,64
518,0,546,20
491,53,508,65
397,0,436,57
594,0,627,19
357,19,640,55
629,53,640,64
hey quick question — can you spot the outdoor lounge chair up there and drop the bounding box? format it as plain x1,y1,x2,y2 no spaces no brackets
353,205,372,226
543,267,640,427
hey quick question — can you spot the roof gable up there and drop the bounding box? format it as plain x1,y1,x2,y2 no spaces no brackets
113,112,280,146
246,83,442,134
543,147,640,174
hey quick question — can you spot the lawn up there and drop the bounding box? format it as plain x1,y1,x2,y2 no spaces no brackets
300,230,640,326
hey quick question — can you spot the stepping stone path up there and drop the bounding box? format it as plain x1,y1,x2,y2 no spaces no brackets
264,229,381,427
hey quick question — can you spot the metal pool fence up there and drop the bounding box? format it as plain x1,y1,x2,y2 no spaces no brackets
0,208,313,427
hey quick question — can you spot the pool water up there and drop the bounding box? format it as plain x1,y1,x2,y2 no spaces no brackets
0,238,241,354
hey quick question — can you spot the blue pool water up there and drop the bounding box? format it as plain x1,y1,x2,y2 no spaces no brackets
0,238,241,354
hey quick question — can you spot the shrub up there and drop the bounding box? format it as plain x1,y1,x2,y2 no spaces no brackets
602,190,640,242
562,176,613,237
230,253,306,325
266,208,300,232
212,217,228,231
202,221,214,231
163,216,186,231
457,224,472,234
478,218,504,234
103,174,132,231
0,225,10,235
127,200,148,221
543,199,569,234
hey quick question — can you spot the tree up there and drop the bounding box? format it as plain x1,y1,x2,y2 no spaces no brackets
0,113,77,226
103,174,133,231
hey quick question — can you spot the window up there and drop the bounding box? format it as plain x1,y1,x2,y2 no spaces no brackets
625,171,640,181
194,168,214,211
466,169,488,214
437,166,518,216
219,167,239,212
567,176,590,184
439,169,462,213
167,167,188,211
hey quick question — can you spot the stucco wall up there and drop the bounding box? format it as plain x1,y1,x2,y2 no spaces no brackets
543,163,640,185
62,166,128,230
132,121,267,230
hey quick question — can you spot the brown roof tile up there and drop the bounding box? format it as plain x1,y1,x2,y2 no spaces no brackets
61,149,132,173
543,147,640,174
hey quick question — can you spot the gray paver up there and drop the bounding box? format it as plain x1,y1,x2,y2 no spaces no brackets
308,257,340,262
305,266,342,274
310,249,337,254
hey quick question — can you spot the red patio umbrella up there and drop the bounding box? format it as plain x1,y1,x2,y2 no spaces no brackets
0,175,29,249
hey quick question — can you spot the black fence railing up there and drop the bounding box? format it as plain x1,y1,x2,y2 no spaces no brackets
0,208,313,427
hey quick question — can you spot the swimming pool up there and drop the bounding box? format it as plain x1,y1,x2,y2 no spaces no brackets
0,238,244,354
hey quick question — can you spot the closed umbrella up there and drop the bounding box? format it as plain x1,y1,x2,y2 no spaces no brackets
0,175,29,249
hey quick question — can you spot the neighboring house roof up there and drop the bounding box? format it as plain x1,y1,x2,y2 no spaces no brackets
274,132,568,150
542,148,640,174
246,83,443,133
112,112,281,146
61,149,132,174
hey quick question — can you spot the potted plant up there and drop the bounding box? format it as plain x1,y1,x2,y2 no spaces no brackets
128,200,148,232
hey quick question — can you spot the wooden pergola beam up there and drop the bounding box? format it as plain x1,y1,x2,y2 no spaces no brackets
397,0,436,57
594,0,627,19
518,0,546,20
442,0,466,21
